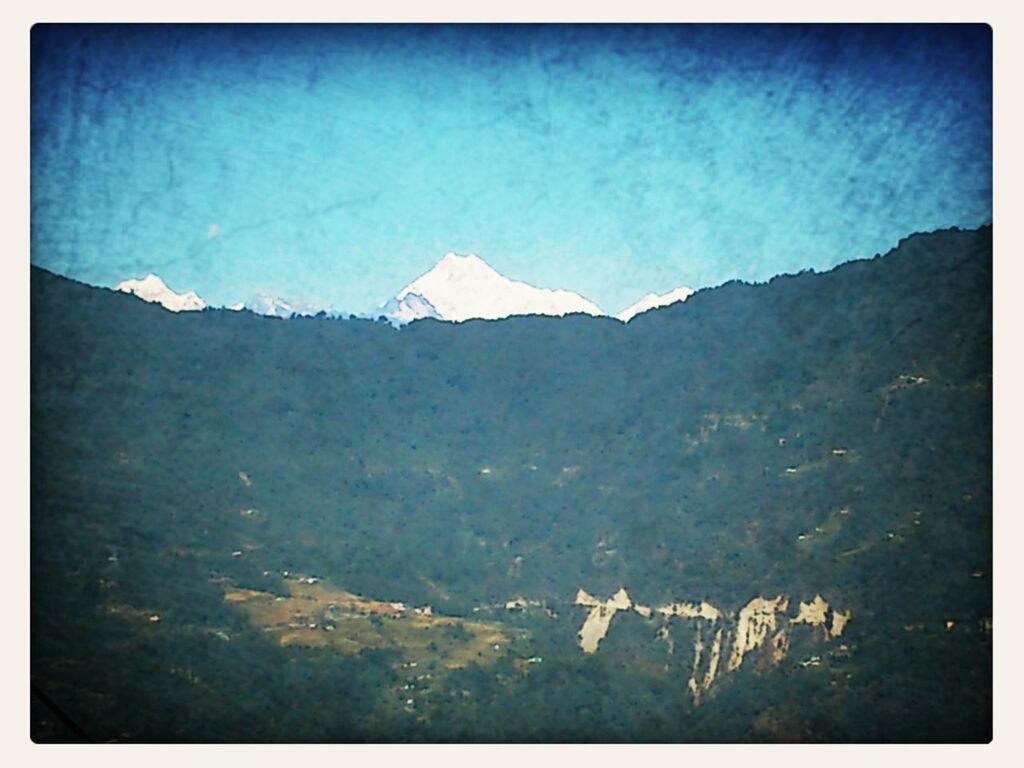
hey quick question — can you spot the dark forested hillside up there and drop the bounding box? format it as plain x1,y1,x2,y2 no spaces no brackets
30,226,992,742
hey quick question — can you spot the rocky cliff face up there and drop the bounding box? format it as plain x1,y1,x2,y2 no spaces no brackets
574,587,852,704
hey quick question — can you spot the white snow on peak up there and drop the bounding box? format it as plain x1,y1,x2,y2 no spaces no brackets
386,252,604,323
234,294,296,318
615,286,694,322
378,292,441,325
116,274,206,312
230,294,333,318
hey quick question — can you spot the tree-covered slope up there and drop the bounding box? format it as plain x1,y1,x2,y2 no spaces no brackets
30,226,991,742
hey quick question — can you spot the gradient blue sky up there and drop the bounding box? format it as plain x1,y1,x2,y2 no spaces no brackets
31,24,991,314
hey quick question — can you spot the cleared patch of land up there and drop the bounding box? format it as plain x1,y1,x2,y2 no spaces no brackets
223,576,512,671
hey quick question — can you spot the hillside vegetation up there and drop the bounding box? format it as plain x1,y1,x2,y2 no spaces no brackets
31,226,991,742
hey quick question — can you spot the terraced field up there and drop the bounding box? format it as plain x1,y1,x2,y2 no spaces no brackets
224,576,514,672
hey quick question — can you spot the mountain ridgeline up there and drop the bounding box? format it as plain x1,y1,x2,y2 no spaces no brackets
31,227,992,742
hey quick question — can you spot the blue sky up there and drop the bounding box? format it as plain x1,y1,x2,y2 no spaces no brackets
31,24,991,315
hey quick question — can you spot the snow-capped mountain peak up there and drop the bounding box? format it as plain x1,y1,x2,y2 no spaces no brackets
378,292,441,325
616,286,694,322
384,252,604,324
233,294,297,318
230,293,334,318
428,252,492,278
116,274,206,312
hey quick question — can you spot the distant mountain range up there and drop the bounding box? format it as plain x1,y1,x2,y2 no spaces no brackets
379,252,695,325
229,294,334,318
115,274,206,312
115,253,693,324
380,252,606,323
615,286,696,322
116,275,334,319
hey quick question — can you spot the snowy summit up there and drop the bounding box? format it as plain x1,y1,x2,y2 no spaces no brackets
230,294,332,318
615,286,695,323
382,252,604,324
115,274,206,312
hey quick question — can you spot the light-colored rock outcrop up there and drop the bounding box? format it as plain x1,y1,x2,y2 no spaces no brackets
770,629,790,664
655,624,675,654
653,600,726,704
790,596,853,641
727,596,790,671
575,588,632,653
657,601,722,622
792,595,829,626
505,597,529,611
791,594,831,639
574,587,852,705
687,625,705,702
686,623,725,703
831,609,852,638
